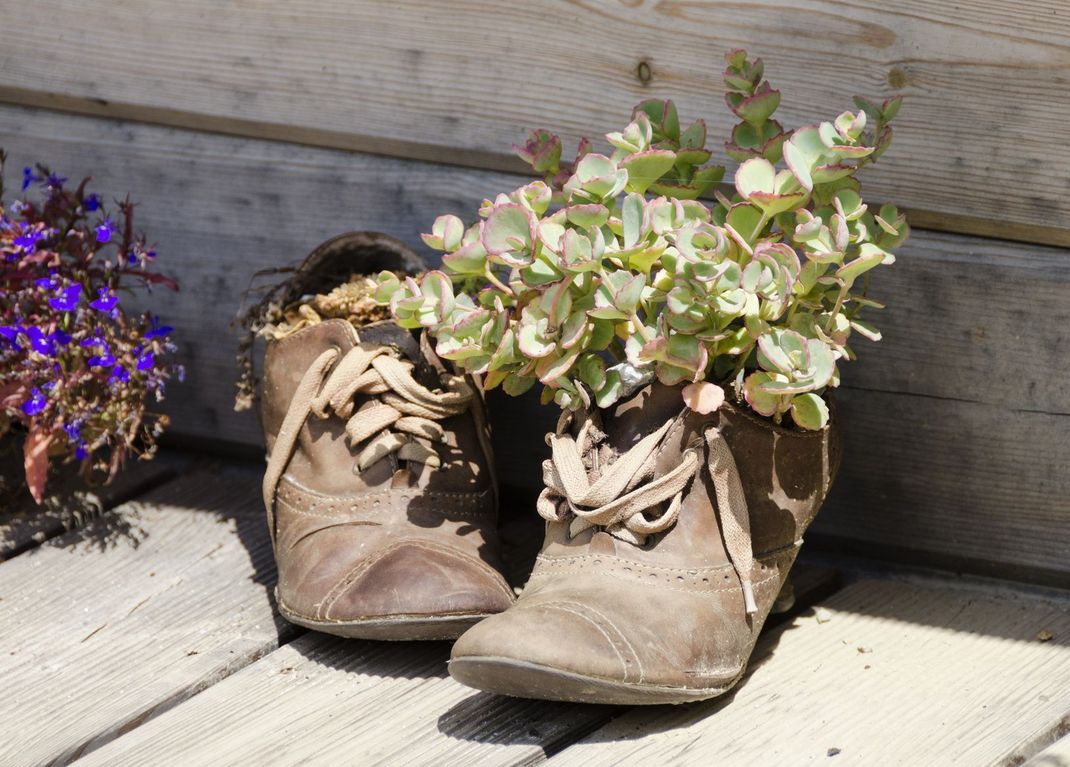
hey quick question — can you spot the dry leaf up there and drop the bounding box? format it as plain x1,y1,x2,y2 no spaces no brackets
23,428,53,505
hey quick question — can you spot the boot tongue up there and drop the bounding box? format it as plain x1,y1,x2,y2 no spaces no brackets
601,382,687,454
355,320,441,390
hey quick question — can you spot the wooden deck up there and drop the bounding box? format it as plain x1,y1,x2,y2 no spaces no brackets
3,459,1068,767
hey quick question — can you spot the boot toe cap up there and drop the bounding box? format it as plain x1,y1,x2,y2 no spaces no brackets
451,596,646,687
322,540,515,622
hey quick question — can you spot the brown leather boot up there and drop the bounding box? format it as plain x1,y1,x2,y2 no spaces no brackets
449,382,841,702
257,232,514,640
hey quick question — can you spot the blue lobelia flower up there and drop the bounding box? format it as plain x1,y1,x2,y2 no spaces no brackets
45,173,67,188
21,167,40,192
145,316,174,338
21,387,47,416
25,326,56,356
110,365,130,383
49,284,82,312
14,228,45,253
95,219,114,243
83,194,101,212
88,351,117,367
0,325,21,346
89,287,119,312
136,350,155,371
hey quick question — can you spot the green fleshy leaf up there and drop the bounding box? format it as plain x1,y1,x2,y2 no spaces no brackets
790,392,829,430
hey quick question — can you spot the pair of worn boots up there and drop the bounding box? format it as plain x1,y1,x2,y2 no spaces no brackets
254,233,841,705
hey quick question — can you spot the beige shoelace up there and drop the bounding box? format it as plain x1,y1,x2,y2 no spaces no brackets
537,412,758,614
262,343,474,538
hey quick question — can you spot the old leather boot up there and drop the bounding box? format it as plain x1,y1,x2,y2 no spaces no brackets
450,382,841,702
257,232,514,640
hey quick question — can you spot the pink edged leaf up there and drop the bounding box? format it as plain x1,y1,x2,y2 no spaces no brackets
23,428,53,505
681,381,726,415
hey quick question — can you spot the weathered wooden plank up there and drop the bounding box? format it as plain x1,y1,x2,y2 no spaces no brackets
0,463,295,767
814,390,1070,586
1,1,1069,244
71,634,615,767
547,578,1070,767
73,564,838,767
0,454,185,560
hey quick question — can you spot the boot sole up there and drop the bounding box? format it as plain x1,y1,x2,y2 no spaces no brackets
449,655,742,705
278,603,491,641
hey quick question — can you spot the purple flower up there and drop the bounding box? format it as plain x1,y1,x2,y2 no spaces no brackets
110,365,130,383
64,421,82,441
45,173,67,188
25,326,56,356
51,329,72,346
14,228,45,253
95,219,113,243
21,167,40,191
83,194,101,212
136,350,155,371
21,387,47,416
0,325,21,346
89,287,119,312
88,352,117,367
75,445,88,460
145,317,173,338
49,283,82,312
35,274,60,290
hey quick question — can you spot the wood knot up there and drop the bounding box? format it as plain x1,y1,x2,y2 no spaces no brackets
636,59,653,85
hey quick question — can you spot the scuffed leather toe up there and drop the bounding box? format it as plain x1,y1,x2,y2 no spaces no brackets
321,539,514,622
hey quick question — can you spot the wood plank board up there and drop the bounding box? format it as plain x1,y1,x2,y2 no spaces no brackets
72,565,838,767
73,634,614,767
0,462,295,767
2,105,1067,582
0,454,185,560
1,1,1069,243
813,390,1070,586
547,577,1070,767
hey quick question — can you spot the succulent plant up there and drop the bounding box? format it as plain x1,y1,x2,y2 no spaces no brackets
374,50,907,430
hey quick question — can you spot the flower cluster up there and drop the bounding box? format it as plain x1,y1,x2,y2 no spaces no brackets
0,153,182,502
374,50,907,430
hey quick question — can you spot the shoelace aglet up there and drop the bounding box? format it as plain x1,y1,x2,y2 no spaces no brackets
742,579,758,615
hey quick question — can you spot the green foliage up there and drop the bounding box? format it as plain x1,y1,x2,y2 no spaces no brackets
374,51,907,430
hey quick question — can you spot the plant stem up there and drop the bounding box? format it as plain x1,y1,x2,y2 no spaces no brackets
825,282,848,333
483,263,513,297
630,312,655,342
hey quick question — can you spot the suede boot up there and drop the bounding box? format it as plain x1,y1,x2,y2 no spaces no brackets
257,232,514,640
450,382,840,702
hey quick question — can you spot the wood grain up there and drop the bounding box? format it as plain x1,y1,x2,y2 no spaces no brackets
547,577,1070,767
0,463,295,767
73,563,839,767
1,1,1069,243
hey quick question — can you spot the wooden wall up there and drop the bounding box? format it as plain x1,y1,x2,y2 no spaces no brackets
0,1,1067,586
